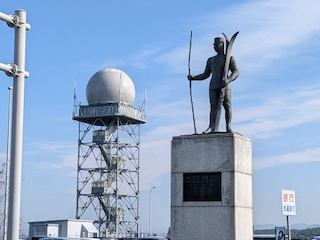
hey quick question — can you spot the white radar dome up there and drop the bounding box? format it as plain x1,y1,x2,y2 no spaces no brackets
86,68,136,105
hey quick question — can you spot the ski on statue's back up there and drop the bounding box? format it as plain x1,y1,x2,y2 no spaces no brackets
222,31,239,80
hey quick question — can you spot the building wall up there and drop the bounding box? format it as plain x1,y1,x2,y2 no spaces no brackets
47,224,59,237
29,219,98,239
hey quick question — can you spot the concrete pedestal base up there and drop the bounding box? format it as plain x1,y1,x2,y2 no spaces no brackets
171,133,252,240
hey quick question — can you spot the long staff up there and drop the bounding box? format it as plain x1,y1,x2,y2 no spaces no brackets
188,30,197,134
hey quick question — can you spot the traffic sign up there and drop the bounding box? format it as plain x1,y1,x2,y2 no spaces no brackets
282,189,296,216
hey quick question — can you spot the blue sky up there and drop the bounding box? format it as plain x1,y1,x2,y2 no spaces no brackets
1,0,320,235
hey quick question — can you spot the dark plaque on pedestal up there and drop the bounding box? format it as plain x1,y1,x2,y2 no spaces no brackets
183,172,221,201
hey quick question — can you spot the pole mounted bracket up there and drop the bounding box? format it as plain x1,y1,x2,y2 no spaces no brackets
0,12,31,30
0,63,30,78
5,63,19,77
6,14,20,28
7,14,31,30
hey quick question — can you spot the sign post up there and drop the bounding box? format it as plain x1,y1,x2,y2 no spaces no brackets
281,189,296,240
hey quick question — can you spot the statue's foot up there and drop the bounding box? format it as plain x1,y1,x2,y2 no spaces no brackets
202,127,212,134
227,126,233,133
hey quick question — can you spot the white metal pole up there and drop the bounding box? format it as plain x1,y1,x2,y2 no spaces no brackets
7,10,27,240
149,186,156,236
3,86,13,240
287,215,291,240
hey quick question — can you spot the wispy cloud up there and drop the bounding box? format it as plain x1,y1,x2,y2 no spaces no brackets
24,138,77,172
81,44,164,72
79,1,320,84
131,45,164,69
52,152,78,171
234,82,320,139
153,0,320,78
31,141,75,153
254,147,320,170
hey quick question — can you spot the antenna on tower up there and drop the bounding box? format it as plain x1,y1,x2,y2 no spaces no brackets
142,83,148,121
71,75,79,117
71,75,76,97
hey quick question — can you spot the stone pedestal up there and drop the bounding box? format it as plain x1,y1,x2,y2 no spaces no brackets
171,133,252,240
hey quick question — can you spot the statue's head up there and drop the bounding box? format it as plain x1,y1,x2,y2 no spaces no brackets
213,37,224,54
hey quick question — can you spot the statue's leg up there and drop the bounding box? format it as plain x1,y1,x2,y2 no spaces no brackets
224,89,233,133
214,88,225,132
203,89,219,134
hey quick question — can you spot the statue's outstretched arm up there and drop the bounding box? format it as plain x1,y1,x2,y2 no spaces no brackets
189,58,211,81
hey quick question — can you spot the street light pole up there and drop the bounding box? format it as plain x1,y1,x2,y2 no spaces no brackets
3,86,13,240
149,186,156,236
0,10,30,239
5,10,30,240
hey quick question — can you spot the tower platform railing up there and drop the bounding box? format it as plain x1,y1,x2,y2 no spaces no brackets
73,102,146,125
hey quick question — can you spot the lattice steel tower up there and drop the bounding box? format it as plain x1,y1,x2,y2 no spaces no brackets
72,68,146,238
